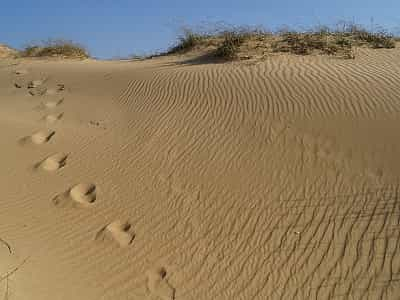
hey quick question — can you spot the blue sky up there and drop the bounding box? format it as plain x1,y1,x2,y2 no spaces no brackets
1,0,399,59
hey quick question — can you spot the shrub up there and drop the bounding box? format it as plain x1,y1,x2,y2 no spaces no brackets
20,39,89,58
162,22,396,61
21,46,42,57
214,31,245,59
272,31,331,55
368,32,396,48
168,29,206,54
270,23,395,58
337,23,396,48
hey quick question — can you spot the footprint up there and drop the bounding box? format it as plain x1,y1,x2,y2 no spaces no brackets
45,84,65,94
45,88,60,96
44,98,64,109
28,80,44,88
29,86,47,96
147,267,175,300
20,130,55,145
36,99,64,111
95,220,135,247
43,113,64,123
57,84,65,91
34,153,68,171
52,183,97,208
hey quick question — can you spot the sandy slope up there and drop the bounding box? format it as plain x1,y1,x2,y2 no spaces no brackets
1,47,400,300
0,45,16,58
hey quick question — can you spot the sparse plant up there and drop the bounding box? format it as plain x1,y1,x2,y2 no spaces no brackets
21,45,42,57
214,31,246,59
269,22,394,58
129,54,146,60
168,29,207,54
138,21,396,62
369,31,396,48
20,39,89,58
272,31,330,55
338,23,396,48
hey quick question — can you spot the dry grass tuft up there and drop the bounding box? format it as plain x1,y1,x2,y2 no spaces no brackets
214,31,246,59
271,29,355,58
19,39,89,58
168,29,208,54
270,23,396,59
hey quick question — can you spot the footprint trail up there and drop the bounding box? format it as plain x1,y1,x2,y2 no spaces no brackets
53,183,97,208
95,220,135,247
147,267,175,300
35,153,68,171
20,130,55,145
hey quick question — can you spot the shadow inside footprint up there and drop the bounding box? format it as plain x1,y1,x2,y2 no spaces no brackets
34,153,68,171
29,86,47,96
147,267,175,300
95,220,135,247
43,113,64,123
53,183,96,208
19,130,55,145
28,80,44,88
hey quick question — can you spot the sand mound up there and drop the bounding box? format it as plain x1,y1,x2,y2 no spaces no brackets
0,44,17,58
1,46,400,299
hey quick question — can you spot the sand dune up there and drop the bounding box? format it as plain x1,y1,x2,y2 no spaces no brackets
1,46,400,299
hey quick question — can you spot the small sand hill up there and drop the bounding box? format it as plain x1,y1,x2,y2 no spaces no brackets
1,46,400,300
0,44,17,58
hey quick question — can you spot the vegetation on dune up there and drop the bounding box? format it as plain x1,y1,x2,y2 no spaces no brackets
214,31,247,59
19,39,89,59
273,24,395,56
7,22,398,62
165,22,397,61
271,29,355,58
167,29,207,54
166,26,260,58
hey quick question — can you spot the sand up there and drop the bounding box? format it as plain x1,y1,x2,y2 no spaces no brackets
0,45,16,59
1,47,400,299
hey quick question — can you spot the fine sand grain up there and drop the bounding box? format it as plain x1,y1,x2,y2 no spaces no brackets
1,46,400,299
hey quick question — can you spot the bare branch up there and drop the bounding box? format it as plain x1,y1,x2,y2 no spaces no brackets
0,238,12,254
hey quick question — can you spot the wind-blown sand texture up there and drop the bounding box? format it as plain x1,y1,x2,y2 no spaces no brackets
1,46,400,299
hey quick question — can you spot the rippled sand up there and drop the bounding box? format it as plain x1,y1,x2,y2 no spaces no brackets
1,46,400,299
